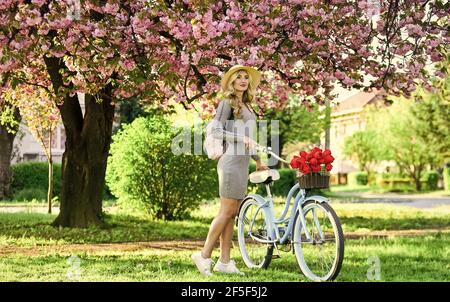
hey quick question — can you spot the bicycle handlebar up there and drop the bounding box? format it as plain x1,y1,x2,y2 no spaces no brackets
254,144,290,164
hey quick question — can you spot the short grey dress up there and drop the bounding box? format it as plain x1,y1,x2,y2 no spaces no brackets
212,99,260,200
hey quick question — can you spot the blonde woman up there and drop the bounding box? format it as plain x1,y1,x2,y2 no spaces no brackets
192,65,269,276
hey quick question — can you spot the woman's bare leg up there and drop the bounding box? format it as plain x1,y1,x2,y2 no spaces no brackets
219,217,235,263
201,197,239,259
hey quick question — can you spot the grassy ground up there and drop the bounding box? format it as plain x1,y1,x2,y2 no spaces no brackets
326,185,450,197
0,199,449,281
0,234,448,281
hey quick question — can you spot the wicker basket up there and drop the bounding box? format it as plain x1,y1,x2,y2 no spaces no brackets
298,172,330,189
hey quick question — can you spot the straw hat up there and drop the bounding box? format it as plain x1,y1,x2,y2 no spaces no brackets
220,65,262,93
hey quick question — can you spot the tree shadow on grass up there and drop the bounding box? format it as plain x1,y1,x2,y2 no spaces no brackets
0,212,209,245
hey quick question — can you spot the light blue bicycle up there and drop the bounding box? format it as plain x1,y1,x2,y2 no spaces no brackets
237,145,344,281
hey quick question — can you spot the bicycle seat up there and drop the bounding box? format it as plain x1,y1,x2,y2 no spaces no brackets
249,169,280,184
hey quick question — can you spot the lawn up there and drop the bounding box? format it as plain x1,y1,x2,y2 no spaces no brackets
0,234,448,281
0,199,449,281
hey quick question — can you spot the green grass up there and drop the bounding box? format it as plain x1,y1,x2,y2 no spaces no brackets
327,185,450,197
0,201,449,247
0,234,448,281
0,200,449,281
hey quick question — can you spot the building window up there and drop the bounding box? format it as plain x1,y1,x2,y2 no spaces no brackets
23,153,39,162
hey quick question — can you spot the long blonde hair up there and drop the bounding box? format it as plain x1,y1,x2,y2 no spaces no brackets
220,70,257,118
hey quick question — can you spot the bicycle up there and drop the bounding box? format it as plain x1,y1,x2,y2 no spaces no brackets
237,145,344,281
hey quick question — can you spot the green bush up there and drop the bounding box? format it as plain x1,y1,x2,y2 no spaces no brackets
13,188,47,202
106,116,217,220
421,171,439,191
377,172,439,192
248,163,296,197
11,161,114,201
444,167,450,191
348,171,368,186
11,162,62,198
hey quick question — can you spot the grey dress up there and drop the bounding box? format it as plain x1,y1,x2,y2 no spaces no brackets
212,99,260,200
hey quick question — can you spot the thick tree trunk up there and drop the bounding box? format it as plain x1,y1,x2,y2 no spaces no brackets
45,57,115,228
0,107,21,200
52,93,115,227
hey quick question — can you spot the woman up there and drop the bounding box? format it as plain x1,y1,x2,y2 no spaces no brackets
192,65,269,276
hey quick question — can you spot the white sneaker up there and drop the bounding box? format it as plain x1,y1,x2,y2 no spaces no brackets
213,259,245,276
191,252,213,276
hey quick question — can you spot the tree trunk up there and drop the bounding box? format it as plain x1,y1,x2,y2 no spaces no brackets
0,107,21,200
324,98,331,150
45,57,115,228
47,148,53,214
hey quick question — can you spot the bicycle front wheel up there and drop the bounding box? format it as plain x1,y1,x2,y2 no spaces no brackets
293,200,344,281
237,197,273,269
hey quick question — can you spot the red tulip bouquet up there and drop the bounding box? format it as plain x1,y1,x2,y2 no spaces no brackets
290,147,335,188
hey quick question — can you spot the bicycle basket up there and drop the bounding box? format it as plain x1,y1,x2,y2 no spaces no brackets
298,172,330,189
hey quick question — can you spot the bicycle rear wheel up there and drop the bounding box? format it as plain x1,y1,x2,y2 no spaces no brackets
237,197,273,269
293,200,344,281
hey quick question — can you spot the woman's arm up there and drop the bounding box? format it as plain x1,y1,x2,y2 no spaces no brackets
211,99,245,143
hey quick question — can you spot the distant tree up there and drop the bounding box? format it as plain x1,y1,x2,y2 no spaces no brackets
261,94,324,168
3,85,60,213
367,97,442,191
343,130,388,183
410,65,450,169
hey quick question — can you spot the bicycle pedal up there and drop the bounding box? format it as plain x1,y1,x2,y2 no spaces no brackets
271,254,281,259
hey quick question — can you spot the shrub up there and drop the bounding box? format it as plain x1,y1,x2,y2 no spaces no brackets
248,163,296,197
444,167,450,191
348,171,368,186
11,161,112,200
13,188,47,202
11,162,62,198
377,172,438,192
106,116,217,220
421,171,439,191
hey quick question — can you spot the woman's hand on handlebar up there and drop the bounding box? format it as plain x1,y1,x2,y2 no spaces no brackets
243,136,258,151
256,160,269,171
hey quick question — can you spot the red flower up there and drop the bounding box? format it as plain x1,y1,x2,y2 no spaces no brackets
290,146,336,175
301,165,310,174
324,155,335,164
290,156,301,169
311,165,321,173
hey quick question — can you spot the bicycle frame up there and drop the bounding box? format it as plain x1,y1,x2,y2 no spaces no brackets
244,145,331,246
246,183,331,246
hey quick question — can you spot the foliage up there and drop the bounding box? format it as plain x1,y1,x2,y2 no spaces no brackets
410,71,450,168
443,167,450,191
11,162,62,198
248,163,297,197
348,172,369,186
106,116,217,220
0,1,448,112
343,130,389,173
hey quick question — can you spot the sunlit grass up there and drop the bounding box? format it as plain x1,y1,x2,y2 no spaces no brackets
0,234,448,281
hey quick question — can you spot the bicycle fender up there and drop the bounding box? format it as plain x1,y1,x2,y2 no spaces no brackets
244,194,269,206
303,195,329,204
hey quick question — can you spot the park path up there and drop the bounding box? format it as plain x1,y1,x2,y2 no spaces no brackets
1,192,450,214
0,228,449,257
329,192,450,208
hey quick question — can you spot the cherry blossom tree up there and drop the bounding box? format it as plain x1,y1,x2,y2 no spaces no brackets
0,0,447,227
3,84,60,213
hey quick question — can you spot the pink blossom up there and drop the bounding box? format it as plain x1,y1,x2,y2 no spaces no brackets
104,3,119,14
